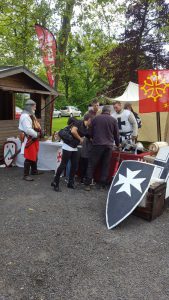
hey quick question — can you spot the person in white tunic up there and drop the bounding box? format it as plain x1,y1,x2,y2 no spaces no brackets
19,99,42,181
112,101,138,144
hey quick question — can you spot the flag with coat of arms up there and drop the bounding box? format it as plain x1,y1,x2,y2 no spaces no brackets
138,69,169,113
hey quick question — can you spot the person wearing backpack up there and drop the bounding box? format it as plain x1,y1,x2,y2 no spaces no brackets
51,114,92,192
124,102,142,129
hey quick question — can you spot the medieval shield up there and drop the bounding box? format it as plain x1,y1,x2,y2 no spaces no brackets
106,160,155,229
3,141,17,167
55,149,62,173
153,146,169,199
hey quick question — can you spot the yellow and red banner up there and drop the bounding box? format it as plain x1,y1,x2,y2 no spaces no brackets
35,24,57,88
138,69,169,113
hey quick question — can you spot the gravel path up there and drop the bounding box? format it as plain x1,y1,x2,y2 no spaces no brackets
0,166,169,300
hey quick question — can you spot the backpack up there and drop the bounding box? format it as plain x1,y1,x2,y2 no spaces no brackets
58,126,79,148
134,112,142,129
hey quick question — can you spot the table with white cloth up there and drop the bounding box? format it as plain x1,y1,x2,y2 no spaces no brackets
7,138,63,171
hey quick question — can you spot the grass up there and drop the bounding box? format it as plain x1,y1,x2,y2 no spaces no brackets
52,117,81,132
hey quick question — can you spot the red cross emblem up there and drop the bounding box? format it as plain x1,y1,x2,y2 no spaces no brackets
57,151,62,162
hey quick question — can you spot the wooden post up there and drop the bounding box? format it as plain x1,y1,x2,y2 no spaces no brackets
45,96,52,136
156,112,161,141
41,95,45,131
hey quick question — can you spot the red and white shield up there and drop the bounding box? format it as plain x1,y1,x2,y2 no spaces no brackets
55,149,62,173
3,141,17,167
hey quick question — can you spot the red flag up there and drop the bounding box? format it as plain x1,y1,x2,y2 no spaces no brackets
138,69,169,113
35,24,57,88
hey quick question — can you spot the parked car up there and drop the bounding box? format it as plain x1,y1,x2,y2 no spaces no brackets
60,106,82,117
53,109,61,118
15,106,22,119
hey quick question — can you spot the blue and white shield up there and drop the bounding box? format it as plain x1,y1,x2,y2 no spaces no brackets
106,160,155,229
3,141,17,167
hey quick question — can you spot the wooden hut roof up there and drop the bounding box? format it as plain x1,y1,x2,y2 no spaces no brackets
0,66,58,96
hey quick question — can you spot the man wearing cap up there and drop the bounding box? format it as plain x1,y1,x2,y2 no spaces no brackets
19,99,42,181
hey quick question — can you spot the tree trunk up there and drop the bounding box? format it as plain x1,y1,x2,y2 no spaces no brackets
55,0,76,89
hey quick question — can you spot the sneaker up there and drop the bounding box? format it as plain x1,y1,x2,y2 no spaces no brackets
23,176,34,181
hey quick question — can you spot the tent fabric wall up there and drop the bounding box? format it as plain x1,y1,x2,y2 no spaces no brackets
111,82,169,142
129,103,168,142
164,113,169,144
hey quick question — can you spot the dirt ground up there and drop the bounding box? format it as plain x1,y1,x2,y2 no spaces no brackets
0,166,169,300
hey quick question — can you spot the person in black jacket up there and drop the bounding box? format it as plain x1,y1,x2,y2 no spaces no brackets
84,105,120,191
51,114,92,192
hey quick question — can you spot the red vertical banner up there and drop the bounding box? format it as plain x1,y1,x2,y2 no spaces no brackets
138,69,169,113
35,24,57,88
35,24,57,133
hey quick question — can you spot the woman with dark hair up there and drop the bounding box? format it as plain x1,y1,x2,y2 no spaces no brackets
51,114,92,191
124,102,142,129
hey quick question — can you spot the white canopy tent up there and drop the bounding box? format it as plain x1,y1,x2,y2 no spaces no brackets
109,81,169,142
113,81,143,102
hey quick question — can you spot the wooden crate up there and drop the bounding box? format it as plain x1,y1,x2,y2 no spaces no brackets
133,182,166,221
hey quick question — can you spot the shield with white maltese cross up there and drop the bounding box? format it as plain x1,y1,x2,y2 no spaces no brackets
3,141,17,167
106,160,155,229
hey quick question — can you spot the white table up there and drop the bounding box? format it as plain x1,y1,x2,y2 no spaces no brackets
7,138,63,171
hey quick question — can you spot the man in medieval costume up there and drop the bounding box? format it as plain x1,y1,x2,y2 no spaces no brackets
112,101,138,145
19,99,43,181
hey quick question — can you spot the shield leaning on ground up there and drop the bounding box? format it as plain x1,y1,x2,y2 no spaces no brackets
106,160,155,229
3,141,17,167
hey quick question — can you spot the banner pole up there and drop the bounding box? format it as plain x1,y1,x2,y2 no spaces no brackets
156,112,161,141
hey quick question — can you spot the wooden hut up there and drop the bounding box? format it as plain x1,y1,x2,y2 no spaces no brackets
0,66,58,157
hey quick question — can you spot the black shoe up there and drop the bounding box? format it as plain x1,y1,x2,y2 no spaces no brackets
67,183,75,189
96,183,106,190
31,171,44,175
54,186,61,192
100,184,107,190
80,178,84,184
51,182,61,192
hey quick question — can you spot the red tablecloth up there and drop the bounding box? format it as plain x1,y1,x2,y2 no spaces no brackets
94,151,151,183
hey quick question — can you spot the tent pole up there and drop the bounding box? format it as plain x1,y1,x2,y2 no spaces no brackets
156,112,161,141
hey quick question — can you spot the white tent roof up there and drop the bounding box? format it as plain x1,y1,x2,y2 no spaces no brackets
113,81,139,102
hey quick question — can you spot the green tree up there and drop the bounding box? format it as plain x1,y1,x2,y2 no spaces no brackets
98,0,169,97
0,0,53,68
56,29,116,112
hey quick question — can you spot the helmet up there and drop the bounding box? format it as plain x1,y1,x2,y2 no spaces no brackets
23,99,36,115
25,99,36,106
135,142,144,151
